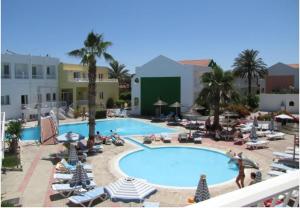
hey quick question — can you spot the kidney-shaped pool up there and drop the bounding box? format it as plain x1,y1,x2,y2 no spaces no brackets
119,145,238,188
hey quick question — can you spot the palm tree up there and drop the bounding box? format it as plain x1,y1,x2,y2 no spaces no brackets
108,60,129,85
232,49,267,95
68,32,113,143
197,65,237,130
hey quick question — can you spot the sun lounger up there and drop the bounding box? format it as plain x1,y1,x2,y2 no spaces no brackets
267,170,286,177
266,132,285,140
111,135,125,146
68,187,108,207
143,136,152,144
143,201,160,207
285,150,299,155
54,173,94,183
160,133,172,143
77,141,103,154
270,163,297,172
273,152,299,160
57,159,93,173
256,130,271,137
52,181,96,197
246,140,269,150
178,133,188,143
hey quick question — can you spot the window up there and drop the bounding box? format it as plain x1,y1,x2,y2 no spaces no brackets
99,92,104,99
15,64,29,79
32,65,43,79
37,94,42,103
21,95,28,105
46,93,51,101
73,72,80,79
82,73,86,79
1,95,10,105
46,66,56,79
98,74,103,80
52,93,56,101
1,63,10,78
289,101,294,106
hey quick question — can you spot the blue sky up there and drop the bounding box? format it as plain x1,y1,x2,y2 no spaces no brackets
2,0,299,73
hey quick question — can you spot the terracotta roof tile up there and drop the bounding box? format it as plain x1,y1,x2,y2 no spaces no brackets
287,64,299,69
178,59,212,67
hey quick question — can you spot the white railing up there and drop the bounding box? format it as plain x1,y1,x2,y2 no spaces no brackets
1,112,5,159
68,77,118,83
188,170,299,207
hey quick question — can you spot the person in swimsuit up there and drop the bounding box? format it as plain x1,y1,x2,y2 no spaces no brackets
236,158,245,188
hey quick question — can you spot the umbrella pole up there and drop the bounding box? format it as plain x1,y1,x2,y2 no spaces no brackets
293,134,296,161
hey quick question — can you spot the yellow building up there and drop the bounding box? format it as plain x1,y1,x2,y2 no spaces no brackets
59,63,119,111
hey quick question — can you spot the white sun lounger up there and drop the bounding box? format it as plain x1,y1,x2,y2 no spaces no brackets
58,160,93,173
256,130,271,137
68,187,107,207
268,170,285,177
52,181,96,197
285,150,299,155
270,163,297,172
266,132,285,140
246,140,269,149
160,133,172,143
54,173,94,183
273,152,299,160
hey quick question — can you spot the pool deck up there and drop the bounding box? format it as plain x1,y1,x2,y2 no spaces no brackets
1,118,297,207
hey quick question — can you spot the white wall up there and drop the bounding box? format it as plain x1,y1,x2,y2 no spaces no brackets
131,55,211,115
259,93,299,113
1,54,59,120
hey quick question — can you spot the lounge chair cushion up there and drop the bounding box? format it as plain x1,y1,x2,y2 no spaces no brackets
68,187,107,205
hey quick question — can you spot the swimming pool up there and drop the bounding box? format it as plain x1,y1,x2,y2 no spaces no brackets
21,118,175,140
119,141,238,188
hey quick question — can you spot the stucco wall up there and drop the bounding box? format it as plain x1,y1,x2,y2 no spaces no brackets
259,93,299,113
1,54,59,120
131,55,210,115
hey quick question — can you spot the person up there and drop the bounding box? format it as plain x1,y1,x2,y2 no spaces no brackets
236,157,245,189
82,107,87,121
95,131,105,144
249,172,257,186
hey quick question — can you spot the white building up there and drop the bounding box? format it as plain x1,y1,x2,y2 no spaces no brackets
131,55,212,115
1,53,60,120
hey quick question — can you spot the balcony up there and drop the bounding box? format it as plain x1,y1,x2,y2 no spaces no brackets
188,170,299,207
15,73,29,79
68,77,118,83
46,74,56,79
32,74,44,79
1,74,11,79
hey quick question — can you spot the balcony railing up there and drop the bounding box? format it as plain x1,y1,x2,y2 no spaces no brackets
68,77,118,83
15,73,29,79
21,101,67,110
1,74,11,79
46,74,56,79
188,170,299,207
32,74,44,79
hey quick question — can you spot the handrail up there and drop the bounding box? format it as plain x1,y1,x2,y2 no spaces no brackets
1,112,5,158
188,170,299,207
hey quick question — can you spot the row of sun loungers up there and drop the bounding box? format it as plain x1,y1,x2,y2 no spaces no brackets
107,109,128,117
143,132,202,144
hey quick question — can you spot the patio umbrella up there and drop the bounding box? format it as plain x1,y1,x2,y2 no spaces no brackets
169,102,181,116
275,114,293,120
153,99,168,116
68,144,79,166
57,132,85,143
70,162,90,189
250,126,257,141
194,175,210,203
269,118,275,132
104,177,157,202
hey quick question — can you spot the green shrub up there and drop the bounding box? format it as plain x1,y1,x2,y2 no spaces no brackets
115,99,126,108
225,104,250,117
247,94,259,109
106,98,114,108
2,153,20,168
120,91,131,101
1,201,15,207
95,111,107,119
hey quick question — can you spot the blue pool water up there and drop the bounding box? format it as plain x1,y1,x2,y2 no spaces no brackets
21,119,175,140
119,142,238,187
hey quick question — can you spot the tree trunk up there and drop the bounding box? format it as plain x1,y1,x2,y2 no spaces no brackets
88,58,97,145
248,75,252,95
213,101,220,130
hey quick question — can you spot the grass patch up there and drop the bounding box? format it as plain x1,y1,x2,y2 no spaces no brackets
2,152,20,168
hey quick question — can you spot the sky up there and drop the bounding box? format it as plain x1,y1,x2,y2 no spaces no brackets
1,0,299,73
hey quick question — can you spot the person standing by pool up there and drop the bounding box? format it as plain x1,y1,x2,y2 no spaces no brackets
236,157,245,188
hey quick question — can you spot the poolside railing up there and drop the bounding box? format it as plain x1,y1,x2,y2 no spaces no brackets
1,112,5,159
188,170,299,207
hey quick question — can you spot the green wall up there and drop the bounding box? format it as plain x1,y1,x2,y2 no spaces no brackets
141,77,181,116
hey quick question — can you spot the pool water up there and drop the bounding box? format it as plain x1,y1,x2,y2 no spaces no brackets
21,118,175,140
119,143,238,187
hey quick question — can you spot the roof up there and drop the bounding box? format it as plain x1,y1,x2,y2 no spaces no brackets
287,64,299,69
178,59,213,67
